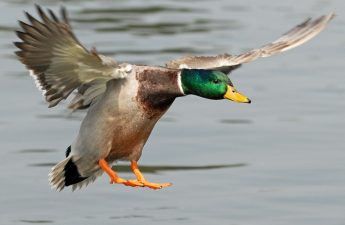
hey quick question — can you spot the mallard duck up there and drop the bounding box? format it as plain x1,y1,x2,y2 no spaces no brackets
14,5,334,191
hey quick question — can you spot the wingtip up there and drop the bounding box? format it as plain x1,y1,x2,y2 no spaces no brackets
35,4,45,16
13,41,23,49
34,4,44,14
328,12,336,20
60,5,69,23
24,10,38,24
48,8,59,22
34,4,44,16
14,50,23,58
320,12,336,23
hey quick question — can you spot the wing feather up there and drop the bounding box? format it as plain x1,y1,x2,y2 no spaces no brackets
15,5,131,108
166,13,334,73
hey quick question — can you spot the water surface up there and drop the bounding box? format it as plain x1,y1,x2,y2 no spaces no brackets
0,0,344,224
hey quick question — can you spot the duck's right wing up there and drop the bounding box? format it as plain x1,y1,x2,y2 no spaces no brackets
166,13,335,74
15,5,132,109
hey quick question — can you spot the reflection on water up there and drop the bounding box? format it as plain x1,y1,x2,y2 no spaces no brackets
79,6,195,15
109,214,189,222
36,113,85,121
113,163,246,173
29,162,247,173
17,148,57,154
1,0,344,225
29,163,56,167
0,25,16,32
20,220,53,224
219,118,253,124
94,20,238,36
74,4,241,36
109,214,152,220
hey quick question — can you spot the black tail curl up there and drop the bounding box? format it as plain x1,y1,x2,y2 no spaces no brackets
63,146,87,186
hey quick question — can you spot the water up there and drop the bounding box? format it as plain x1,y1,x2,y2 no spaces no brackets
1,0,344,224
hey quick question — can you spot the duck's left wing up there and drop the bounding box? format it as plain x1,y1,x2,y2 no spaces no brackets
15,5,131,109
166,13,334,73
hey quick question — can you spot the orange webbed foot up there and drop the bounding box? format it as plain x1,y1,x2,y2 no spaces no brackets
130,160,172,190
140,181,172,190
98,159,172,190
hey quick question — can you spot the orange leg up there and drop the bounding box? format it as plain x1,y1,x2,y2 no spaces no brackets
98,159,143,187
130,160,172,190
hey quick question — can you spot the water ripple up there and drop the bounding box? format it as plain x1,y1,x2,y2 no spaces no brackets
219,119,253,124
17,148,57,154
19,220,53,224
79,6,197,15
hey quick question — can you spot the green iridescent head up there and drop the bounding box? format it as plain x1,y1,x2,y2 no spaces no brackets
180,69,251,103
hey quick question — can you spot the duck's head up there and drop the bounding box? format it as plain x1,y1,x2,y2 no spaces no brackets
180,69,251,103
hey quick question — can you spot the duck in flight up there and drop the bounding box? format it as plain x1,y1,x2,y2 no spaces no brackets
14,5,334,191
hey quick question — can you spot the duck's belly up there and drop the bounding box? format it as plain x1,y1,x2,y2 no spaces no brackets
105,113,157,161
72,69,167,163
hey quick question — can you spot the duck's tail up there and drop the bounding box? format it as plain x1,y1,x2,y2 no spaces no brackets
49,146,102,191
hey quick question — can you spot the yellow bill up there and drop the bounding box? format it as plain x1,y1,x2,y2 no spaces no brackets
224,85,251,103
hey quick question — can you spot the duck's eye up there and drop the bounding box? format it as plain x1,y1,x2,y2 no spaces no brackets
212,79,220,84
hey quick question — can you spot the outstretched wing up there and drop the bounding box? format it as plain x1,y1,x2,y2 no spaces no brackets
166,13,334,73
15,5,132,108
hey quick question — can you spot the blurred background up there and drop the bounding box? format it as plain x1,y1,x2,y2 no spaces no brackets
0,0,344,224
